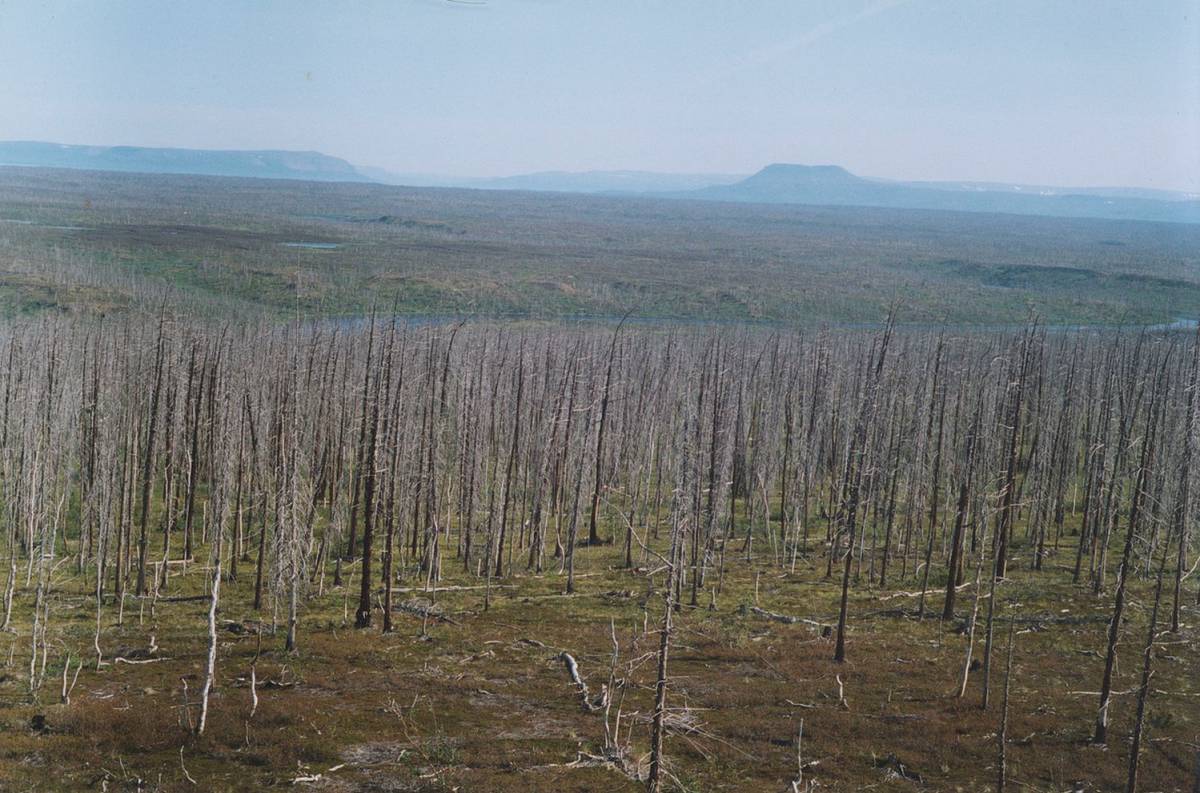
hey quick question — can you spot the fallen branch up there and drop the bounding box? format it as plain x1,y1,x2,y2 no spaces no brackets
566,750,645,783
395,598,458,624
879,581,973,602
249,664,258,719
746,606,828,630
560,652,606,712
179,747,197,786
392,584,514,593
790,719,820,792
1066,686,1140,697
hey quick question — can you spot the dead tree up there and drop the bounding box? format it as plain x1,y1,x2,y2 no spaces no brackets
588,317,625,546
834,316,893,663
1126,546,1169,793
1095,349,1167,744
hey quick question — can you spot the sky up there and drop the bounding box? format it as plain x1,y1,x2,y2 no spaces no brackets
2,0,1198,191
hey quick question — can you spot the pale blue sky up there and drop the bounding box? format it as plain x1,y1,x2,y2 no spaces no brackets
2,0,1197,190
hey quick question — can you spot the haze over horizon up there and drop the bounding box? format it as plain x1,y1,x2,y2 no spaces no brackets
3,1,1198,192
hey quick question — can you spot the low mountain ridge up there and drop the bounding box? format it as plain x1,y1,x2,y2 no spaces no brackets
0,141,369,183
4,141,1195,224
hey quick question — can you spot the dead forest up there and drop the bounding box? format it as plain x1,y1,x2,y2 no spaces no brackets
1,312,1198,792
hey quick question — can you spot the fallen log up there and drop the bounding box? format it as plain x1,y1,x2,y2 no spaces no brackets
746,605,828,631
394,598,458,624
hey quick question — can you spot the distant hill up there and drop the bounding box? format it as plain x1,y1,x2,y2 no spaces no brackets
0,141,369,183
676,163,1200,224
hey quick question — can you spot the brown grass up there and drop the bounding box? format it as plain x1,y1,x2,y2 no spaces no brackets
0,536,1196,792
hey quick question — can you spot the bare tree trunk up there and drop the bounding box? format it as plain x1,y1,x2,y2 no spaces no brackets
1127,549,1168,793
495,344,524,577
1096,351,1165,744
648,428,687,793
835,316,893,663
589,318,625,546
354,340,381,629
135,314,165,595
1172,330,1198,632
944,396,981,620
997,615,1015,793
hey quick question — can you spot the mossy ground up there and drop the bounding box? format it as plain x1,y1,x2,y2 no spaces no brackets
0,526,1196,792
